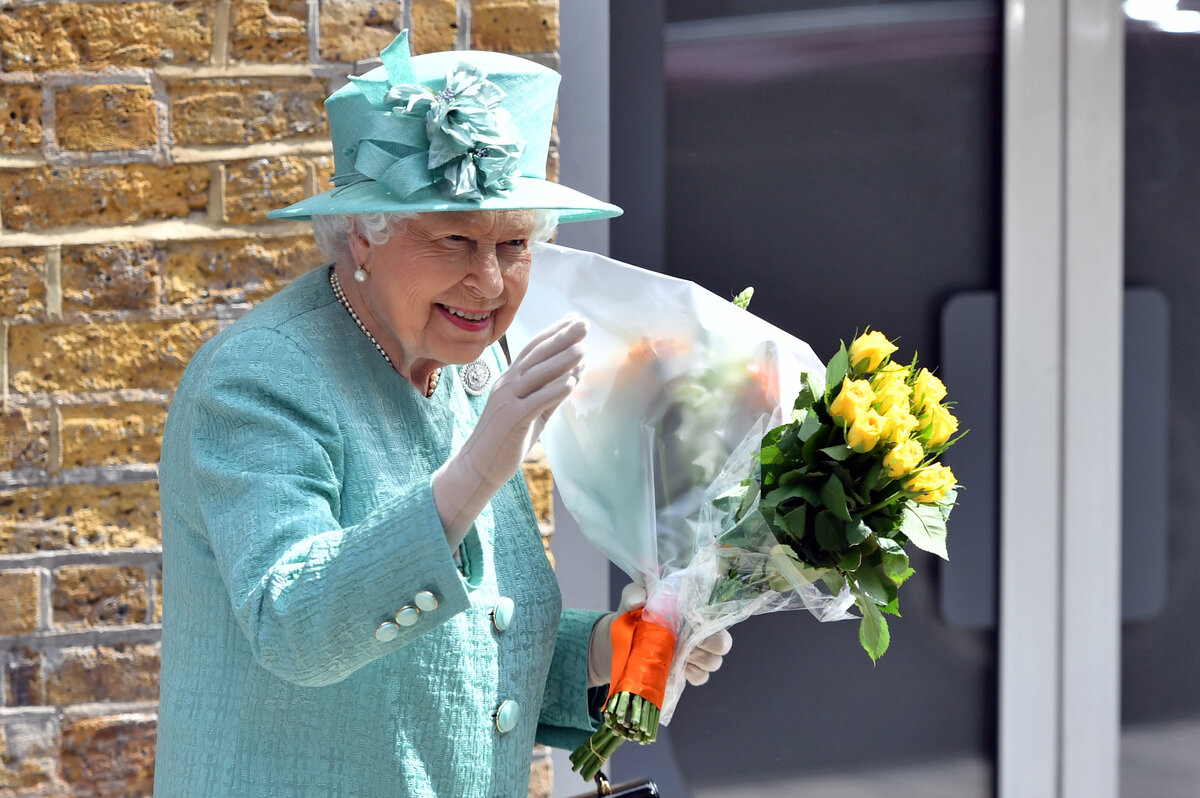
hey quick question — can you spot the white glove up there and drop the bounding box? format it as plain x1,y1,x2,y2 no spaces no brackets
587,583,647,687
683,628,732,686
432,315,587,547
587,584,735,688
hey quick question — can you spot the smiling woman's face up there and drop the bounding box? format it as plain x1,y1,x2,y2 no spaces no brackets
349,210,536,376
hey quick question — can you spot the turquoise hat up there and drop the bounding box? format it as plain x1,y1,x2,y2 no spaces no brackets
268,31,622,223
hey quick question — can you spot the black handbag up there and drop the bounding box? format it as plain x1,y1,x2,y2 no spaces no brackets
569,771,660,797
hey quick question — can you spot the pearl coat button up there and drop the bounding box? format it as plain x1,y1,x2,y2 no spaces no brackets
375,621,400,642
491,597,515,632
414,590,438,612
395,606,420,627
494,699,520,734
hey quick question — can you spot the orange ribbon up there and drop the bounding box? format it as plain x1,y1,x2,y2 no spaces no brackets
607,608,678,708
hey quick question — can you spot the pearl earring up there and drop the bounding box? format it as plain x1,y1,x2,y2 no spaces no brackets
354,267,368,283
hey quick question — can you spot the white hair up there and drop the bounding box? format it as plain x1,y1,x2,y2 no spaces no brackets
311,209,559,264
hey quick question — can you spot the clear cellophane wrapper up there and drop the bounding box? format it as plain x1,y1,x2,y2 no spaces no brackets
509,244,856,725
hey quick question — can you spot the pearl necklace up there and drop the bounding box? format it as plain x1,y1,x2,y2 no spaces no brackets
329,267,441,398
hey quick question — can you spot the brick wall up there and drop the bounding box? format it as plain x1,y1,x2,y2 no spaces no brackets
0,1,562,794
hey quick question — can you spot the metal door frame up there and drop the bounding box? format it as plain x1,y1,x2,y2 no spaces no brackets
1000,1,1123,796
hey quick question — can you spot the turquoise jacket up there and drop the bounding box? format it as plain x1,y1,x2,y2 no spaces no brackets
154,266,605,797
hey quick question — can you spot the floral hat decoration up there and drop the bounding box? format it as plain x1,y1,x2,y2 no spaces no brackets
269,31,622,223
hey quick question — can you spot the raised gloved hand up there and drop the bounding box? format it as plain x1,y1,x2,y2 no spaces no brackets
587,584,734,688
432,315,587,547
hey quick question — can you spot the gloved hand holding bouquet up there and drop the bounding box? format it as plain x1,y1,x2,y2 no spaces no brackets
508,245,962,781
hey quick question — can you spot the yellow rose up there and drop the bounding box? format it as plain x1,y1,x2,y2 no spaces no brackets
883,439,924,478
849,331,898,373
911,368,947,413
828,378,875,425
922,402,959,448
872,378,911,415
904,464,956,503
883,408,919,446
846,409,887,453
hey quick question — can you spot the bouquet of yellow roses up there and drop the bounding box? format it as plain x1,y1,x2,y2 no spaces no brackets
743,329,960,661
508,246,962,781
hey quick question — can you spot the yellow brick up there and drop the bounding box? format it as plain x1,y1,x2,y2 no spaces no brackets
411,0,459,54
0,84,43,152
318,1,402,63
311,155,336,193
60,714,156,795
0,717,60,791
53,565,148,629
54,85,159,152
170,78,329,146
0,3,212,71
5,648,44,706
0,407,51,472
2,164,209,232
44,644,160,706
0,482,161,553
7,319,217,394
223,157,308,224
152,568,162,623
164,235,321,306
59,402,168,469
0,570,41,635
0,248,46,317
231,0,308,63
470,0,558,53
521,455,553,524
61,242,161,313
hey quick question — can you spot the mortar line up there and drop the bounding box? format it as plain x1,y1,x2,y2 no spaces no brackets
212,0,233,66
46,403,62,476
37,565,53,633
207,163,227,224
457,0,471,50
0,548,163,571
1,323,9,413
44,244,62,319
307,0,322,65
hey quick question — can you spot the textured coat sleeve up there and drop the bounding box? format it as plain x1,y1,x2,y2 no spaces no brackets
184,327,471,687
535,608,607,749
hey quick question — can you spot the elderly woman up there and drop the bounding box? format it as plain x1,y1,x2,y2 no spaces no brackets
153,32,728,797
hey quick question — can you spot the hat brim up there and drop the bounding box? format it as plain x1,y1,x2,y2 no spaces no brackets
267,176,622,223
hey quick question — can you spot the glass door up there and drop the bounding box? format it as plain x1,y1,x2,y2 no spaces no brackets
1120,7,1200,795
609,2,1003,794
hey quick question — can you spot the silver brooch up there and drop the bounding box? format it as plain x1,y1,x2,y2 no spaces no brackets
460,359,492,396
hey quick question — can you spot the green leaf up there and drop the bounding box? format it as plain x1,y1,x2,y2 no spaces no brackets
838,548,862,571
732,286,754,309
820,475,852,521
857,597,891,662
898,500,949,560
764,482,821,510
881,549,911,581
819,444,854,462
861,461,884,494
853,566,890,606
825,344,849,396
781,505,808,541
881,595,902,616
797,408,821,442
815,510,846,551
795,372,819,412
822,570,846,596
876,536,904,554
845,518,872,546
